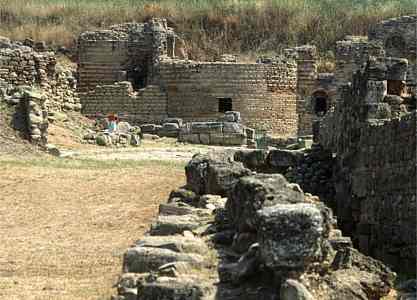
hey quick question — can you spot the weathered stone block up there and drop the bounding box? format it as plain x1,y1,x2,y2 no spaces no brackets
226,174,305,233
257,203,326,270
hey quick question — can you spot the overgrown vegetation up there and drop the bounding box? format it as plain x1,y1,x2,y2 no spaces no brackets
0,0,415,59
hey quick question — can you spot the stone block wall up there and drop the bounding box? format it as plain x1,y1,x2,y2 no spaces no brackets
369,15,417,96
159,58,298,136
319,57,416,273
335,36,385,94
179,121,250,146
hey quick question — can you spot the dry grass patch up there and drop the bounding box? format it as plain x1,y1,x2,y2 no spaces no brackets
0,157,185,299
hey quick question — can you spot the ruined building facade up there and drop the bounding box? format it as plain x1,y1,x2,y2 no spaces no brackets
77,19,334,136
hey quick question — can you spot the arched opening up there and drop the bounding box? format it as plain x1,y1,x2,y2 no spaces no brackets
312,90,329,116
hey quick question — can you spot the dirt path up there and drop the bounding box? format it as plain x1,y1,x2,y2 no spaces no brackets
0,158,185,299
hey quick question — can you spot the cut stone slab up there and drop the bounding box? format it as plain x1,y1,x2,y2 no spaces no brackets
135,235,209,255
150,214,204,236
137,276,214,300
123,246,206,273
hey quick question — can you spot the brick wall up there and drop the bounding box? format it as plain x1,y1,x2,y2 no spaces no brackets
159,59,298,136
81,82,167,124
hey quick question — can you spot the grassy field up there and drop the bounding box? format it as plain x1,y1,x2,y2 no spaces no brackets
0,156,186,299
0,0,414,59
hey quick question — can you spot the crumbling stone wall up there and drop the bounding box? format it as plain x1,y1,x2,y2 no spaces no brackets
285,45,337,136
319,57,416,273
78,20,322,136
0,42,79,112
77,19,179,93
369,15,417,96
81,82,168,124
159,58,298,136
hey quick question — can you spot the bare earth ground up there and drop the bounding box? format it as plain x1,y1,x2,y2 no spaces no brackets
0,150,188,300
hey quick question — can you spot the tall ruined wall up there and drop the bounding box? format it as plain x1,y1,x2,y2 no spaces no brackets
319,58,416,273
292,45,318,136
159,59,298,136
77,21,167,93
77,33,130,93
335,36,385,95
369,15,417,96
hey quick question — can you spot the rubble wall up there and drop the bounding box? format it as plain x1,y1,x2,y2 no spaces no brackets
319,61,416,272
0,46,79,111
159,59,298,136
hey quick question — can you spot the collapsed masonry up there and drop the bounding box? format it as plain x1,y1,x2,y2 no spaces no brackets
0,36,80,146
112,151,397,300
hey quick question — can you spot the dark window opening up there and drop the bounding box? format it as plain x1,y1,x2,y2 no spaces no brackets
314,97,328,115
312,90,329,116
218,97,233,113
127,64,148,90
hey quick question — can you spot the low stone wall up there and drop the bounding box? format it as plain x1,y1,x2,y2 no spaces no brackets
111,152,396,300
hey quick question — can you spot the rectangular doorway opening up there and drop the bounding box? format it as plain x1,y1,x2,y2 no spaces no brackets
218,97,233,113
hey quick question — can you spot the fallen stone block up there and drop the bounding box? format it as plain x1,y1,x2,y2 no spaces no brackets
222,122,245,134
123,247,206,273
137,276,214,300
136,235,209,255
159,203,197,216
150,214,203,236
257,203,326,270
191,122,223,134
185,152,248,196
226,174,305,233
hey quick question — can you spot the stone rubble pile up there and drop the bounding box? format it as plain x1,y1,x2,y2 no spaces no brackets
111,151,396,300
83,121,142,147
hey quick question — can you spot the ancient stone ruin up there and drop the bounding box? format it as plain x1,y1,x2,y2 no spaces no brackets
77,18,339,137
107,15,416,300
0,36,79,147
111,151,397,300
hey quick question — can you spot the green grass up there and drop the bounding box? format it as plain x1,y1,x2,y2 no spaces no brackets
0,0,414,59
0,156,186,170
